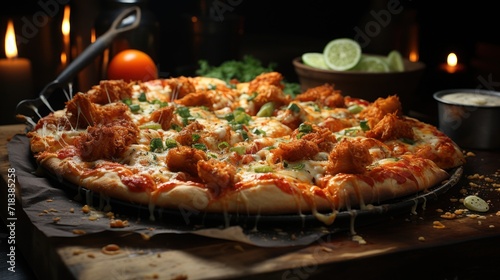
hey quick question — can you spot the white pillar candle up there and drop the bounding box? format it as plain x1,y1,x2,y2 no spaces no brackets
0,20,34,124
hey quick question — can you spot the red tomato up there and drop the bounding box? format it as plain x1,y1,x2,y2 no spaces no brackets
107,49,158,82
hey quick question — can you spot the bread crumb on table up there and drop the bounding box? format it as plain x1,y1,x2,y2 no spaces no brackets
101,244,122,255
432,221,446,229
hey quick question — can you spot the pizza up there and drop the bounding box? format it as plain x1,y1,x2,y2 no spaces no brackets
22,72,465,224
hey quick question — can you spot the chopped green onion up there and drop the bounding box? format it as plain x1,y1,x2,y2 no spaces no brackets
401,138,416,145
230,146,246,155
348,104,363,114
139,122,162,130
192,134,201,142
233,107,245,113
129,104,140,112
231,123,243,131
247,92,258,101
165,138,177,148
176,106,191,118
208,152,218,158
360,120,370,131
287,103,300,113
151,99,168,107
233,110,251,125
343,128,359,136
298,123,313,134
122,98,132,105
150,138,164,152
290,162,305,170
218,141,230,150
138,92,147,102
223,113,235,122
192,143,207,151
238,129,249,140
256,102,275,117
170,123,182,132
254,165,273,173
252,128,266,136
311,103,320,112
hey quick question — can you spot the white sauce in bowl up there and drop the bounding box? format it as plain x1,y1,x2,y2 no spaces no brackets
441,92,500,106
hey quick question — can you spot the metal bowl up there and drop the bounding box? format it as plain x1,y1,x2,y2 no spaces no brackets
433,89,500,149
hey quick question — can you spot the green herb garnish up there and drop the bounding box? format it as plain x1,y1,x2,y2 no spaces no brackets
150,138,164,152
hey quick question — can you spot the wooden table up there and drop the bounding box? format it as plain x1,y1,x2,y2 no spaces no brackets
2,123,500,280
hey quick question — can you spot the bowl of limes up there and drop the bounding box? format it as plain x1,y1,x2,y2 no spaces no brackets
293,38,426,110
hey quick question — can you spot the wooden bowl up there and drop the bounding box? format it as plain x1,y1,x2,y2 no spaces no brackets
293,56,426,110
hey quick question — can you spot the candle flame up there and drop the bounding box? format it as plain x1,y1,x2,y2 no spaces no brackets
90,28,96,43
60,52,67,65
409,51,419,62
4,20,18,59
62,5,70,36
447,53,458,67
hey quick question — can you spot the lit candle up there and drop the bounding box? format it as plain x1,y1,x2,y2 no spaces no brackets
440,52,465,73
408,23,419,62
60,5,71,70
0,19,34,124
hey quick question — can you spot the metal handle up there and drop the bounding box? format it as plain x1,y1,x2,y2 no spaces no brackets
16,6,142,124
56,6,142,84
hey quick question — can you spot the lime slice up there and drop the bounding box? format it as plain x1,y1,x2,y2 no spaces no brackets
323,38,362,71
350,55,390,72
386,50,404,72
302,52,329,70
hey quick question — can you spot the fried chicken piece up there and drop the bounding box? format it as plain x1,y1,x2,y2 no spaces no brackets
75,119,139,162
165,146,208,176
175,90,214,108
175,121,205,146
66,93,131,128
298,126,337,153
248,72,285,93
295,84,345,108
86,80,133,105
162,76,196,99
149,105,176,130
326,138,373,175
319,116,352,133
272,139,320,162
365,113,415,141
358,95,403,128
197,158,237,195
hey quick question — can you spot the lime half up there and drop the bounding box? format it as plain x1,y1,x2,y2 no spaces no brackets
302,52,329,70
323,38,362,71
351,55,390,72
386,50,405,72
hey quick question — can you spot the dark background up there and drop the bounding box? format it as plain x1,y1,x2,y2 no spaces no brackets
0,1,499,278
1,0,500,122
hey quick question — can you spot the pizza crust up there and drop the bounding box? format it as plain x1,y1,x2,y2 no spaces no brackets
36,152,449,217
